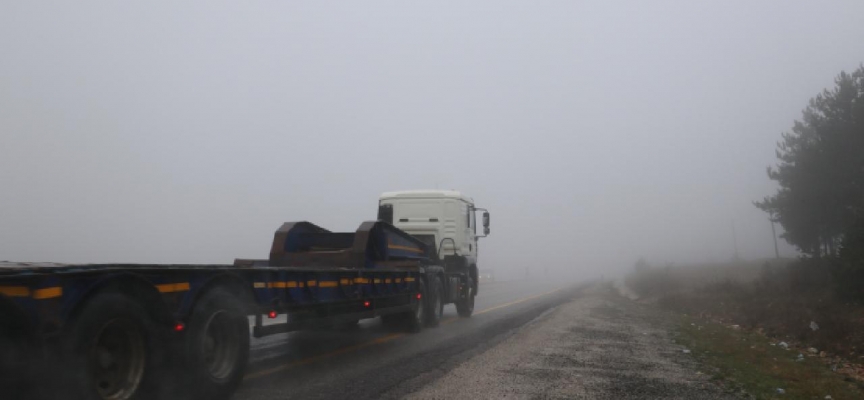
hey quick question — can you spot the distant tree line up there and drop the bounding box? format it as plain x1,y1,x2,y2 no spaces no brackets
756,65,864,258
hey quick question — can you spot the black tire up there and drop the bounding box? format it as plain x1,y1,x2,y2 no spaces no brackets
64,293,162,400
184,289,250,400
0,314,33,398
379,314,401,330
402,279,427,333
425,276,444,327
334,319,360,331
456,277,476,318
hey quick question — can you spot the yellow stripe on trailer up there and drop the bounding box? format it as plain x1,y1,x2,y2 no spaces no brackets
157,282,191,293
0,286,31,297
307,281,317,287
405,277,416,282
374,279,381,284
354,278,370,284
319,281,338,288
268,282,287,288
385,279,392,284
32,287,63,299
339,279,352,285
1,286,64,299
286,282,299,288
387,243,425,254
395,278,402,283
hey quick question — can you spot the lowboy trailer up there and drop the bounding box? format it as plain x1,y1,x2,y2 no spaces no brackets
0,220,476,400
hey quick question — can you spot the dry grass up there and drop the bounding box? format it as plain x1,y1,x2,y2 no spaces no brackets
677,315,864,399
626,258,864,394
625,259,791,300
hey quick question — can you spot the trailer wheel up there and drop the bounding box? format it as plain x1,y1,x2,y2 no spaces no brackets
425,276,444,327
185,290,250,400
456,277,475,318
0,315,33,396
65,293,159,400
379,314,401,330
334,319,360,331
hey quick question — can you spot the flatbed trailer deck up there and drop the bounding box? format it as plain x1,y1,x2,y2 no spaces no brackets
0,220,474,400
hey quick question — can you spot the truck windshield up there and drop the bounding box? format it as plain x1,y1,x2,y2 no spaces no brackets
388,200,443,223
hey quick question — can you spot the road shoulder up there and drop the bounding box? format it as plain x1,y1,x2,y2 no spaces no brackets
405,284,739,399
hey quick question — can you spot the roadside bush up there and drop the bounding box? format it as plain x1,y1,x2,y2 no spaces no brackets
785,258,835,294
629,257,864,356
703,278,745,295
835,219,864,302
625,265,682,298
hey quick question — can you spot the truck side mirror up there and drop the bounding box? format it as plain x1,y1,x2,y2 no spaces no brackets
483,212,490,235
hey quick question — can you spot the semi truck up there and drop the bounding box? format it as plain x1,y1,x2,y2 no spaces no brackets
0,190,489,400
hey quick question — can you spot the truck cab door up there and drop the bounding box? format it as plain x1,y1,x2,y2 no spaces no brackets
465,204,478,264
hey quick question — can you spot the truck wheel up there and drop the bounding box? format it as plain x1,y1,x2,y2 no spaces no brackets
425,276,444,327
402,279,427,333
185,289,250,400
64,293,161,400
456,277,475,318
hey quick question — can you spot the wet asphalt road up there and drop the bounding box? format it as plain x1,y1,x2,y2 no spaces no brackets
234,279,581,400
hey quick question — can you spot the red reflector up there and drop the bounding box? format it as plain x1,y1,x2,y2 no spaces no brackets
363,301,371,307
174,323,185,332
268,310,278,319
416,293,422,300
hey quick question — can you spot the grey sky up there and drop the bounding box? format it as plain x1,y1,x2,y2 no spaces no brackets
2,1,862,280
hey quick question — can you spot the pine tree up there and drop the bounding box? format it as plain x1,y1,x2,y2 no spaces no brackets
756,66,864,257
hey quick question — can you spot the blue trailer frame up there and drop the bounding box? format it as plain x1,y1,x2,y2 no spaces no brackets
0,220,464,400
1,221,428,338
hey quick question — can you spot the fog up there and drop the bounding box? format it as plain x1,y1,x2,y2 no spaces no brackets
1,1,862,281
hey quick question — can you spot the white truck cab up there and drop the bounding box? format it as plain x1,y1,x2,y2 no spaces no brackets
378,190,490,289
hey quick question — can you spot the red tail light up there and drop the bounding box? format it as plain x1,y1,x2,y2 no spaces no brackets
174,322,185,332
416,293,422,300
363,301,371,308
268,310,278,319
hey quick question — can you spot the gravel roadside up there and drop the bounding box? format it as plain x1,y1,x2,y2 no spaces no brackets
404,285,741,399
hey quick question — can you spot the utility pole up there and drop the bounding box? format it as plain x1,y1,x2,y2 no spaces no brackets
731,219,740,261
769,211,780,259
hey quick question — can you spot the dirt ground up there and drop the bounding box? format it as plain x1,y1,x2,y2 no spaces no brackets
405,285,740,399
